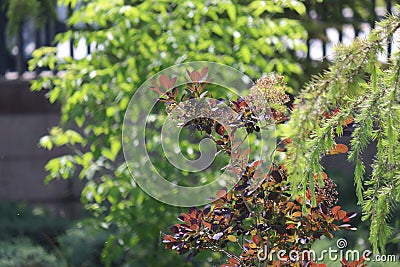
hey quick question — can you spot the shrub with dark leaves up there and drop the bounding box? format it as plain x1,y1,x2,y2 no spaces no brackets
152,68,361,267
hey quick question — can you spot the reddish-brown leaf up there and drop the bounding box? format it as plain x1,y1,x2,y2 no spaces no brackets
200,67,209,80
292,211,302,217
334,144,349,153
216,188,227,198
159,75,177,89
314,172,328,180
332,206,341,215
252,235,261,245
335,210,347,221
286,224,295,229
342,115,354,125
163,235,176,243
203,221,212,229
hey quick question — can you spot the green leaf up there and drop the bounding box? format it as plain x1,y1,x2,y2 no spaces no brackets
226,4,236,22
239,46,251,64
212,24,224,36
288,0,306,15
39,135,53,150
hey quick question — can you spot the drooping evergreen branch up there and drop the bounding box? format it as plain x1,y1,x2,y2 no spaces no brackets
285,12,400,253
363,53,400,254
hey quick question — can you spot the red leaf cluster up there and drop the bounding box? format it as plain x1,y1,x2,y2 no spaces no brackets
153,70,359,267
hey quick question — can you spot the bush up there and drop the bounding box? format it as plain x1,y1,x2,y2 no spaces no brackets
57,219,109,267
0,237,58,267
156,70,358,266
0,202,69,244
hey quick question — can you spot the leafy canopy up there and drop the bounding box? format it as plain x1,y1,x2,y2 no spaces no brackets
29,0,307,265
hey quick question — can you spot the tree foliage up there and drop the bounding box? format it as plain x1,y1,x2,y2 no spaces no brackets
285,13,400,254
29,0,307,265
1,0,56,36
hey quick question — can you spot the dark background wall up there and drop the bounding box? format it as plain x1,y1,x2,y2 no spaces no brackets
0,78,83,217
